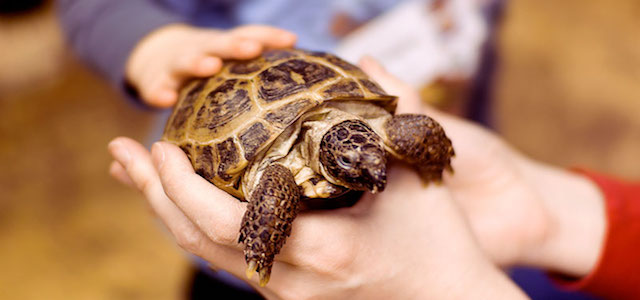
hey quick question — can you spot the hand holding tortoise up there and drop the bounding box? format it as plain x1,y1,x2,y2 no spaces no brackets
160,49,454,285
125,24,296,107
108,53,605,299
107,135,527,299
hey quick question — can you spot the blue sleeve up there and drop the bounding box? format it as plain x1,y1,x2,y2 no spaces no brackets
57,0,184,90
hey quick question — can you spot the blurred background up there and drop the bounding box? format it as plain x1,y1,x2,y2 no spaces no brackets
0,0,638,299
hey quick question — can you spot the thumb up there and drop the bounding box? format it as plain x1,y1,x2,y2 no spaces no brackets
358,56,424,115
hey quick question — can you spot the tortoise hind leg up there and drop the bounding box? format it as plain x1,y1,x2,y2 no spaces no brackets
239,163,301,286
384,114,455,183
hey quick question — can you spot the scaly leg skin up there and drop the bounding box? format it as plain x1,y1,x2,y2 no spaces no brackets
238,163,301,286
384,114,455,183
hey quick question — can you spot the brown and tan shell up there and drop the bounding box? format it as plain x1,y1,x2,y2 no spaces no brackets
162,49,397,199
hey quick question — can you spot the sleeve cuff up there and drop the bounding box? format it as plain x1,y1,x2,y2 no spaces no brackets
59,0,184,104
95,2,183,99
551,168,640,299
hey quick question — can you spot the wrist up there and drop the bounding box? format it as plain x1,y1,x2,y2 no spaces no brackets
456,258,529,299
389,256,528,299
519,160,606,277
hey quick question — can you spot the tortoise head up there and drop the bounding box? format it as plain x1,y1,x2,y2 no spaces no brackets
320,120,387,193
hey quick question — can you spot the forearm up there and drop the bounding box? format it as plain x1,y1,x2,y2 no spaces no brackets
391,255,529,299
57,0,184,86
518,158,606,277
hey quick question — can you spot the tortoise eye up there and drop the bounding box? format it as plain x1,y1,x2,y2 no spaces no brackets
338,155,353,168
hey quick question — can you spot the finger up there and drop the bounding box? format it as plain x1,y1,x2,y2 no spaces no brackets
138,72,179,108
152,141,358,267
108,137,198,234
108,137,171,203
201,33,264,59
230,25,297,48
109,138,263,279
358,56,412,93
172,54,223,77
146,88,178,108
111,139,363,289
152,141,247,246
358,56,415,100
109,160,135,188
358,56,438,116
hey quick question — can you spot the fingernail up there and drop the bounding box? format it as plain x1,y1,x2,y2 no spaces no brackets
152,142,165,168
109,140,130,165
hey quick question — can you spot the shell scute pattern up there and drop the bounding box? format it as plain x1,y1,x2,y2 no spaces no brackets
194,144,215,181
215,137,240,181
263,98,317,129
359,78,386,96
262,49,300,62
163,49,397,197
228,60,263,75
239,122,273,161
164,79,207,140
303,50,360,71
256,59,337,103
320,79,364,99
193,79,252,133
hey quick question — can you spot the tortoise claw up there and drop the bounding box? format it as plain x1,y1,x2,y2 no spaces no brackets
259,268,271,287
246,260,258,279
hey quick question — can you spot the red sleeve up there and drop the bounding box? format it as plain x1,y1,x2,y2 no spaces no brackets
554,169,640,299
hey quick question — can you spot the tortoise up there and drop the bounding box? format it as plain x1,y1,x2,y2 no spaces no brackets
162,49,454,286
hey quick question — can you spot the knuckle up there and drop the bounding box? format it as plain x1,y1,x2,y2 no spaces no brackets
320,235,358,273
159,175,180,199
176,53,198,70
127,162,154,196
138,177,156,198
175,230,204,254
208,228,236,246
221,32,241,43
158,169,187,200
233,38,257,50
205,216,239,246
304,222,358,275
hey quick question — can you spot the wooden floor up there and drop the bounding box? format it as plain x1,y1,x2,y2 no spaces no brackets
0,0,638,299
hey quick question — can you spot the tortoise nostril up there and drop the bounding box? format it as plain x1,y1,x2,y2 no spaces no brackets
363,168,386,193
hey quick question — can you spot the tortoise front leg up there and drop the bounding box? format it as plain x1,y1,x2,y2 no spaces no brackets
384,114,455,183
239,163,301,286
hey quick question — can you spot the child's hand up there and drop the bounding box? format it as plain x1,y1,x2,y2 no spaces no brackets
125,24,297,108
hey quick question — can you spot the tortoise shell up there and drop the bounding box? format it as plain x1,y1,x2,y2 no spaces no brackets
162,49,397,199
